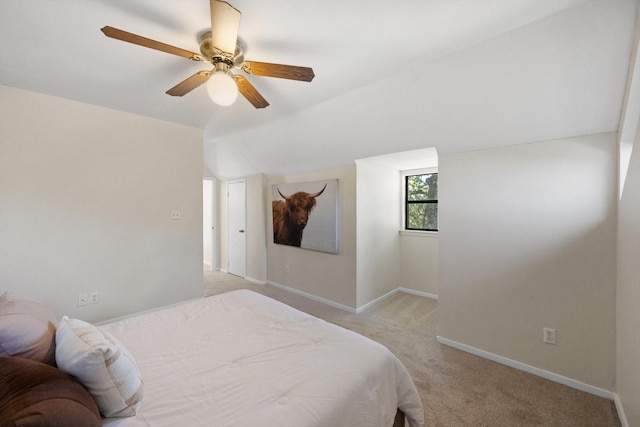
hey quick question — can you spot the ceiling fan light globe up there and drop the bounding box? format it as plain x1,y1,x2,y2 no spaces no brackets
207,72,238,106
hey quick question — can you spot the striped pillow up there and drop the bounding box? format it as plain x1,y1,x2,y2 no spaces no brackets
55,316,143,417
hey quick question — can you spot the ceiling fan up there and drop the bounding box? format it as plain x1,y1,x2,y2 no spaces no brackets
101,0,315,108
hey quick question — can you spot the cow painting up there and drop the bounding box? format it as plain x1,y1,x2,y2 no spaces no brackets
272,184,327,247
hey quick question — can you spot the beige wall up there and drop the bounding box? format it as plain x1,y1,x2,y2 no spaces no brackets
246,173,267,283
0,86,204,323
218,179,229,272
203,179,214,271
355,159,439,300
617,129,640,425
438,133,618,391
266,165,357,308
355,161,400,307
260,161,438,310
399,234,438,296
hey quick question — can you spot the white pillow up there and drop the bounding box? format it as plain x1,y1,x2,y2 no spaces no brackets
55,316,143,417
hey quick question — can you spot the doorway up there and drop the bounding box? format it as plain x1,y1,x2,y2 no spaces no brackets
227,180,246,277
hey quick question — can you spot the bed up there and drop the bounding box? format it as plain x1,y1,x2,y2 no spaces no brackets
95,289,425,427
0,289,424,426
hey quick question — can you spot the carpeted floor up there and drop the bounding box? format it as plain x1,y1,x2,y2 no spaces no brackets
204,270,621,427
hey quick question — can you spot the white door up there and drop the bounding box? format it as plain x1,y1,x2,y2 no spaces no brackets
227,180,246,277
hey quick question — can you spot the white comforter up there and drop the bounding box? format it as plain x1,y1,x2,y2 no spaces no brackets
101,290,424,427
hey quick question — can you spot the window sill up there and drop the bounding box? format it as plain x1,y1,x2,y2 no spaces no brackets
399,230,438,238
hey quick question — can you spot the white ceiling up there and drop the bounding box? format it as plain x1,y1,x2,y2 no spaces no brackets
1,0,638,178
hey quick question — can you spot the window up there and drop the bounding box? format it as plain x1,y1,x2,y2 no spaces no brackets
405,173,438,231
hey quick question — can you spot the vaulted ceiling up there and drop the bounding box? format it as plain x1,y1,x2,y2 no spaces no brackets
1,1,637,178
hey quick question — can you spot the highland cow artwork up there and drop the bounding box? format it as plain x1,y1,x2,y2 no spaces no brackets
271,179,339,254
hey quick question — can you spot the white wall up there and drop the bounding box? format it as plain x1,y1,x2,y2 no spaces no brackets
267,165,357,308
204,1,636,181
355,161,400,307
438,133,618,391
617,129,640,425
0,86,203,323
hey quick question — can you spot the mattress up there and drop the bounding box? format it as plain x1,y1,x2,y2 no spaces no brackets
100,289,424,427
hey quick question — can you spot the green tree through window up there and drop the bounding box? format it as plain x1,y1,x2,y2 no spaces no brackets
405,173,438,231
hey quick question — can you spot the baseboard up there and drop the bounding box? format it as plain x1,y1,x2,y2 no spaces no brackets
397,287,438,300
97,295,204,325
615,395,630,427
356,288,438,313
356,288,400,313
436,336,617,401
263,283,438,314
245,276,266,285
266,280,357,313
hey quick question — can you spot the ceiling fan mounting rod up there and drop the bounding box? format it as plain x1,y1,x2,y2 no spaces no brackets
199,31,244,67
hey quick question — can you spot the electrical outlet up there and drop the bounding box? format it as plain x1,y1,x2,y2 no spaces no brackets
90,292,99,304
78,293,88,306
170,210,181,220
543,327,556,345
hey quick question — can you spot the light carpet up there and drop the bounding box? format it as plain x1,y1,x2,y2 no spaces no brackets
204,270,620,427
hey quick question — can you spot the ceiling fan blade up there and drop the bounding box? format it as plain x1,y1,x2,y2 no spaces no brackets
101,26,204,62
210,0,241,57
241,61,315,82
234,75,269,108
166,71,211,96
